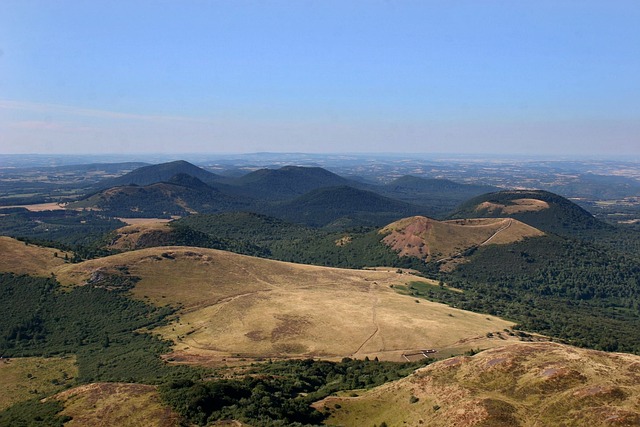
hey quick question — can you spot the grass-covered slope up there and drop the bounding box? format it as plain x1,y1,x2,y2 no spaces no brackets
55,246,513,362
0,236,72,276
52,383,181,427
0,356,77,411
321,342,640,426
111,212,640,355
380,216,544,265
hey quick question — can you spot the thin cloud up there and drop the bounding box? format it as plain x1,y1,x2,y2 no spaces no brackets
9,120,95,132
0,99,212,124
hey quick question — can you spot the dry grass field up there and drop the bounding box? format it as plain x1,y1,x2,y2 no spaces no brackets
476,198,550,215
0,356,77,411
107,221,173,250
380,216,544,264
319,342,640,426
52,383,180,427
55,247,514,363
1,202,67,211
0,236,72,276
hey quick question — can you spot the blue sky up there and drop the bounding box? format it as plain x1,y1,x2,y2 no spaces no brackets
1,1,639,155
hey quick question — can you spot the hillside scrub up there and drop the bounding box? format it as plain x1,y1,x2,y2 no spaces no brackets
425,236,640,353
160,358,427,426
0,273,191,383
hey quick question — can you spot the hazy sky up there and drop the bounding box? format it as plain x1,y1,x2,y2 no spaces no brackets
1,1,639,155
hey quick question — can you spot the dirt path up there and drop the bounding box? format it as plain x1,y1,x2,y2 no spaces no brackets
180,289,271,349
480,218,512,246
352,283,381,356
437,219,513,263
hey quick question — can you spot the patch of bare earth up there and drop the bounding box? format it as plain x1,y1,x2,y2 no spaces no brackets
117,217,175,226
335,235,352,246
322,342,640,426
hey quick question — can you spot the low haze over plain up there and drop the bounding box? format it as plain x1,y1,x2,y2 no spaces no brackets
0,1,638,156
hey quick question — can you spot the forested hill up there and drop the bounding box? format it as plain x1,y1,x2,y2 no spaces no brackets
219,165,355,200
265,185,429,228
90,161,502,221
450,189,609,237
71,177,251,218
94,160,221,189
384,175,497,200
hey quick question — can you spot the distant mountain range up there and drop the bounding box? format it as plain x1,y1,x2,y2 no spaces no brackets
79,160,501,226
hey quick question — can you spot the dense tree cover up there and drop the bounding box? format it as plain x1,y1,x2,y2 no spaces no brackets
0,399,70,427
160,358,426,426
168,224,269,258
173,213,432,271
408,235,640,353
0,273,187,383
73,183,234,218
0,209,124,252
264,185,429,228
15,236,115,263
579,224,640,257
0,180,80,207
223,165,352,201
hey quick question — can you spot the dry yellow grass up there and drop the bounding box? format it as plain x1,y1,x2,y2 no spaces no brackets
108,222,173,250
0,356,77,411
476,198,550,215
380,216,544,264
0,236,72,276
0,202,66,211
117,218,174,226
52,383,180,427
54,247,514,363
320,342,640,427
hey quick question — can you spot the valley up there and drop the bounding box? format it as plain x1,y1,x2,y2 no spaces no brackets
1,156,640,426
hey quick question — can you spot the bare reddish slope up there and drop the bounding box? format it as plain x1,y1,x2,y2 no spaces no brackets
380,215,544,265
